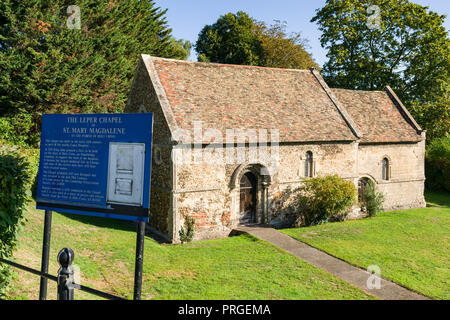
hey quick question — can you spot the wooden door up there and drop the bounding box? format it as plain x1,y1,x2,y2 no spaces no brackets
239,172,257,224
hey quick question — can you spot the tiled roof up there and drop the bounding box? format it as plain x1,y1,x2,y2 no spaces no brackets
145,56,358,143
141,55,421,144
332,88,422,143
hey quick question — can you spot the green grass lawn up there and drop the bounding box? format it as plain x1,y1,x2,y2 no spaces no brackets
5,200,373,300
282,191,450,300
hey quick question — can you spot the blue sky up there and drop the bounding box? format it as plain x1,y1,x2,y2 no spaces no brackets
157,0,450,67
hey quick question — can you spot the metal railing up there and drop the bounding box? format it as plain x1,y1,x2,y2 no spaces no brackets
1,210,145,300
0,248,126,300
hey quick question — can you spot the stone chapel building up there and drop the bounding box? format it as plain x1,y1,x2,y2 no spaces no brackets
125,55,426,242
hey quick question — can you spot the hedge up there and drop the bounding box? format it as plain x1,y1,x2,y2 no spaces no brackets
0,144,31,298
425,137,450,192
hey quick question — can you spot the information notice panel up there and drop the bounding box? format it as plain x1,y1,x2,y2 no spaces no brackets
36,113,153,222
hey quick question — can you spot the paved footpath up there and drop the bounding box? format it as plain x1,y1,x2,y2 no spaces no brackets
233,226,430,300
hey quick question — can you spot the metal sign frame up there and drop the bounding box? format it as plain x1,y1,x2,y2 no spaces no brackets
34,113,154,300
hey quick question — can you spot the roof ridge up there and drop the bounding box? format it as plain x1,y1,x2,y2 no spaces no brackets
310,69,362,140
140,55,180,141
331,88,385,93
384,86,423,134
144,54,313,73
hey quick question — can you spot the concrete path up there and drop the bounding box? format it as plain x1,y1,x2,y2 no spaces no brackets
233,226,430,300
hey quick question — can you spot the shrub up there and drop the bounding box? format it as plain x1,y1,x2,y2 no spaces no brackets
362,179,384,217
298,175,357,226
425,137,450,192
179,215,196,243
0,148,31,298
0,114,39,147
0,141,39,192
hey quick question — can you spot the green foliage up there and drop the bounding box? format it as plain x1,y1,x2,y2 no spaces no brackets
361,179,384,217
0,0,184,147
195,12,318,70
298,175,357,226
271,176,357,227
0,148,31,298
179,215,195,244
196,11,263,66
0,141,39,191
410,86,450,143
254,20,319,70
0,114,39,147
169,38,192,61
425,136,450,192
312,0,450,141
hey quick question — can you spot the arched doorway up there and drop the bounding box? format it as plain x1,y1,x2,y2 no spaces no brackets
239,172,257,224
358,177,370,208
231,163,272,226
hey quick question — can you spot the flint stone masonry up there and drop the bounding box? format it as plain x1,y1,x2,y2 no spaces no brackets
125,55,426,243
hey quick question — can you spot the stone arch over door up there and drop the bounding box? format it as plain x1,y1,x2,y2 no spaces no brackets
230,163,272,226
358,175,377,208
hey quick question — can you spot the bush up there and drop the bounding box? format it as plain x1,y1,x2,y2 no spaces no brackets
362,180,384,217
298,175,357,226
0,141,39,192
0,148,31,298
179,215,196,243
0,114,39,147
271,175,357,227
425,137,450,192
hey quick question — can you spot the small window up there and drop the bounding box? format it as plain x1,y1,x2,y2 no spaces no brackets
382,158,389,180
305,151,313,178
154,147,162,165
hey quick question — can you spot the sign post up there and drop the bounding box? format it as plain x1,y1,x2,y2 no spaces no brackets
38,210,52,300
133,221,146,300
36,113,153,300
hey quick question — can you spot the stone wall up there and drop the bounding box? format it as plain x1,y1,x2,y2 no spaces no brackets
172,142,358,242
125,57,175,241
357,140,426,210
169,139,426,242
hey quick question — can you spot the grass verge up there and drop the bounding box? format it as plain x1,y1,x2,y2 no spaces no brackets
6,200,373,300
281,191,450,299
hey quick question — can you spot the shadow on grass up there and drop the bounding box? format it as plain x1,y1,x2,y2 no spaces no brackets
58,212,169,244
58,212,136,232
424,190,450,207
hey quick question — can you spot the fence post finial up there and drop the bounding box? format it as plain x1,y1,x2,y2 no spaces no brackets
57,248,75,300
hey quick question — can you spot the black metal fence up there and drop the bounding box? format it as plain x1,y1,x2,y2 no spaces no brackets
0,247,126,300
1,210,145,300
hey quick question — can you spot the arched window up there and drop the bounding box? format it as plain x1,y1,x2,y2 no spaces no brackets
305,151,313,178
382,158,389,180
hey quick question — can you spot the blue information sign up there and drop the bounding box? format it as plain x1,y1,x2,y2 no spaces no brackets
36,113,153,222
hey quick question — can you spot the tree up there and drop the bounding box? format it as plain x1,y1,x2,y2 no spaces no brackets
0,0,185,146
312,0,450,140
254,20,319,70
169,38,192,61
195,12,318,70
410,86,450,142
195,11,263,65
